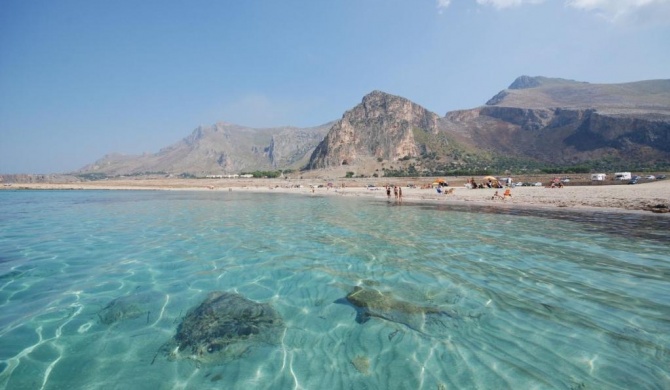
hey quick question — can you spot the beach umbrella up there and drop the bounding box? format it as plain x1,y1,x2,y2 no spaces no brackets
483,176,497,182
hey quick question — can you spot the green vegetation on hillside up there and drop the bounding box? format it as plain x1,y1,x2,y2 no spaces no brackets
76,171,170,181
241,170,283,178
76,173,108,181
382,154,670,177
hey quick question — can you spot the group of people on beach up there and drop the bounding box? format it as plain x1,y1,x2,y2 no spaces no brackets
491,188,512,200
549,178,564,188
467,177,506,189
436,186,454,195
386,185,402,202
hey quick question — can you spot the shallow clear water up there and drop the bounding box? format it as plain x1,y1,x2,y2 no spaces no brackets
1,190,669,389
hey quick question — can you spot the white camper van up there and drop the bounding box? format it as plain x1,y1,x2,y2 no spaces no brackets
615,172,632,180
591,173,607,181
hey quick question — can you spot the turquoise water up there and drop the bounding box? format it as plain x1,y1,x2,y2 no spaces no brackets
1,190,669,390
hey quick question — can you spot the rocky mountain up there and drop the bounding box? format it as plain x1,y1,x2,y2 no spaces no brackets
306,77,669,176
486,76,670,113
78,76,670,178
80,122,332,176
306,91,442,169
442,77,670,168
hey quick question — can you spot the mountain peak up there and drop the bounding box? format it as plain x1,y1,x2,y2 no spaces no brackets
306,90,441,170
490,76,668,109
361,90,404,103
509,76,587,90
508,76,542,90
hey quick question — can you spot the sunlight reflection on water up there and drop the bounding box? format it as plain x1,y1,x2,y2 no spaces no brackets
0,190,669,389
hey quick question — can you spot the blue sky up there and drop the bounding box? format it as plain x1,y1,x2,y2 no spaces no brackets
1,0,669,174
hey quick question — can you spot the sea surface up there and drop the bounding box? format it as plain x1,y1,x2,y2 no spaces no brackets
1,190,669,390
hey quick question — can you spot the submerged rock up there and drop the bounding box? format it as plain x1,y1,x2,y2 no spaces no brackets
98,291,165,325
351,355,370,374
160,291,284,365
340,286,458,335
345,286,445,319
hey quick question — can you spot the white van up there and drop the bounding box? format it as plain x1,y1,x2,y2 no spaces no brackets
591,173,607,181
614,172,631,180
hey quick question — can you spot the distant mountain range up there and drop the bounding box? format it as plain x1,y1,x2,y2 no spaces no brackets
78,76,670,178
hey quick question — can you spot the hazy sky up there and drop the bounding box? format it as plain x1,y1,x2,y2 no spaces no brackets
1,0,669,174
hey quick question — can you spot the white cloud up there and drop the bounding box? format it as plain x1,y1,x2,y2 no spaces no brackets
566,0,670,23
436,0,670,24
436,0,452,13
475,0,545,9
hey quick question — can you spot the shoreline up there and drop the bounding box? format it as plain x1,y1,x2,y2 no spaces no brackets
2,177,669,215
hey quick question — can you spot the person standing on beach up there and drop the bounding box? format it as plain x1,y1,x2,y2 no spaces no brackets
386,185,391,199
398,186,403,202
393,185,398,200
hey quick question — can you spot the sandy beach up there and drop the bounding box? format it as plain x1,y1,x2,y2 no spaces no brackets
3,176,669,215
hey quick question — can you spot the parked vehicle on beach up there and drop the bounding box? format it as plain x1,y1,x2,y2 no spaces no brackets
615,172,632,180
645,175,656,180
628,179,638,185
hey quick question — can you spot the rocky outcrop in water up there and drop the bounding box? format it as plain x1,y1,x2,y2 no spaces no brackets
159,292,284,365
345,286,445,321
98,291,166,325
339,286,460,336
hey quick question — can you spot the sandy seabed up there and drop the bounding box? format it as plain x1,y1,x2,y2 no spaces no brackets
3,177,669,215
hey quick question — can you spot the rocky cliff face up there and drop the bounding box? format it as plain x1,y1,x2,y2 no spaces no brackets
566,112,670,153
307,91,441,169
479,106,556,131
267,127,328,168
445,106,669,166
80,122,331,176
473,76,670,165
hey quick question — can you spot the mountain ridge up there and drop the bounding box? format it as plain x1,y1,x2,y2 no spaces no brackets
80,121,333,176
77,76,670,177
487,76,670,114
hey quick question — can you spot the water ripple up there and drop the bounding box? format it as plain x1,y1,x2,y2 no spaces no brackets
0,190,668,389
